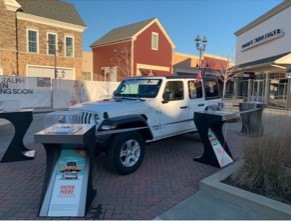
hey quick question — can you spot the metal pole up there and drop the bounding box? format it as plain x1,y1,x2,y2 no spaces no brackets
195,35,207,77
54,49,57,79
200,49,204,75
199,49,202,70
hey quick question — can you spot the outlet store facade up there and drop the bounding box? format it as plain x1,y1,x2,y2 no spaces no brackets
233,0,291,110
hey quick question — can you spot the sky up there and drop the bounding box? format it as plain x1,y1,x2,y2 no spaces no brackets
63,0,284,62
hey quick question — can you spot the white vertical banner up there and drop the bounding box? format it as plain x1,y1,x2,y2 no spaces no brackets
47,149,88,217
0,76,51,109
208,129,233,167
53,79,119,109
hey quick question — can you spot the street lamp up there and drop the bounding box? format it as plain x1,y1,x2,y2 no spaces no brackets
48,39,63,79
195,35,207,76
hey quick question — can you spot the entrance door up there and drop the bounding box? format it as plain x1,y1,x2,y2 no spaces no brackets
269,79,288,109
251,80,265,102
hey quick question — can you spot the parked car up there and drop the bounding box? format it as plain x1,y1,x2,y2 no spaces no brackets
68,76,222,175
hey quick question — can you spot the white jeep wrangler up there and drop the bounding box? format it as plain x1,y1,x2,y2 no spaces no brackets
69,76,221,175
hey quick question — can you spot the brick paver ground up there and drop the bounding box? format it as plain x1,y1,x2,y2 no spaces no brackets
0,117,244,220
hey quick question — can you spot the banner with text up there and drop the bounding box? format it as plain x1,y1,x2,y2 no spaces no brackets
0,76,120,110
47,149,88,217
0,76,51,109
53,79,119,109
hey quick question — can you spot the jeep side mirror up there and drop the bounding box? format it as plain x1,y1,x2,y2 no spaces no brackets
162,92,171,103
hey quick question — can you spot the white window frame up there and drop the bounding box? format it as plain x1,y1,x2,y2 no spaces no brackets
151,32,159,50
27,29,39,53
47,33,57,55
82,71,91,80
65,35,74,57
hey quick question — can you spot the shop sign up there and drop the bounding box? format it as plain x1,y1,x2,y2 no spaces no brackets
243,72,255,78
241,29,284,51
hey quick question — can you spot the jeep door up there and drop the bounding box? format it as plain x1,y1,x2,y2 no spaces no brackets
187,80,206,130
159,80,189,136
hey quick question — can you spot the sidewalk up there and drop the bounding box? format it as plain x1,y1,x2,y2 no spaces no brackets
154,191,270,220
155,159,291,220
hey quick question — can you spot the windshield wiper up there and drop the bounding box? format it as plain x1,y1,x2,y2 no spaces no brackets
133,94,145,101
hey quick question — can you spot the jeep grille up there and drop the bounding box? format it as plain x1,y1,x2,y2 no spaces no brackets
72,112,94,124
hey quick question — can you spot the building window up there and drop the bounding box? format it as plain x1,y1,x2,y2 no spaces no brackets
152,32,159,50
47,33,57,55
82,72,91,80
28,29,38,53
65,36,74,57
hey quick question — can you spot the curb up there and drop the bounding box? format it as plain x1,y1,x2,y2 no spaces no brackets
199,161,291,219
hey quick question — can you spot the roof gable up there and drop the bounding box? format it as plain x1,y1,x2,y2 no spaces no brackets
16,0,86,27
91,18,175,48
133,18,175,48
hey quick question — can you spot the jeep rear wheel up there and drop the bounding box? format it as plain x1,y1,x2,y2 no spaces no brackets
106,131,145,175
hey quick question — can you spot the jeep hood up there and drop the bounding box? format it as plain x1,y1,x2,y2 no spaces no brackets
70,98,152,117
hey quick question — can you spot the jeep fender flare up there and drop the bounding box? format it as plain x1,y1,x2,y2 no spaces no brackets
98,114,153,141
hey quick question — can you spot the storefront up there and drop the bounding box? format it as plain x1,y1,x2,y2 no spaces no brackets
232,1,291,110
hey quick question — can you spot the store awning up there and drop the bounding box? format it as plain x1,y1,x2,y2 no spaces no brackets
231,52,291,74
273,53,291,69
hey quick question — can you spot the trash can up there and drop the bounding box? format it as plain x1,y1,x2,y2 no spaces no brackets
239,102,264,137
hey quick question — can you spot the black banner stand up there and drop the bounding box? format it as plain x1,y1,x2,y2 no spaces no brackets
193,111,236,168
0,109,35,163
35,124,96,217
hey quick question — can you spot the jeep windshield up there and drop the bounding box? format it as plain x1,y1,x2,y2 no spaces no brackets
114,78,162,99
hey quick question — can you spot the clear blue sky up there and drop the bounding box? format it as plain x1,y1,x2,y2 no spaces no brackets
64,0,284,62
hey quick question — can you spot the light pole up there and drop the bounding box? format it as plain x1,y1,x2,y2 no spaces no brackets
48,39,63,79
195,35,207,76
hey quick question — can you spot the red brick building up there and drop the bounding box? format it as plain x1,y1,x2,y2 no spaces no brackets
91,17,233,82
91,18,175,81
0,0,86,80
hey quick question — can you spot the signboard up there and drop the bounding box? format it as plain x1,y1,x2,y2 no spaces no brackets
243,72,255,78
241,29,284,51
53,79,119,109
0,76,51,108
41,149,89,217
208,129,233,167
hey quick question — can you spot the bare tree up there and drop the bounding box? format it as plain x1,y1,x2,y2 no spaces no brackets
111,43,131,79
205,57,234,98
217,58,234,98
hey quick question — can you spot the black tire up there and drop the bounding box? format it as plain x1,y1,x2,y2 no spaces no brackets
106,131,145,175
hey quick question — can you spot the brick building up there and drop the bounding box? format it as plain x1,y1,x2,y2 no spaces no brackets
91,18,175,82
90,17,233,83
173,52,232,77
0,0,86,80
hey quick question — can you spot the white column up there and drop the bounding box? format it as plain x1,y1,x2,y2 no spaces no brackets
264,72,270,105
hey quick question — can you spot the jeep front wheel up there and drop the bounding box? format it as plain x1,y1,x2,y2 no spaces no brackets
106,131,145,175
